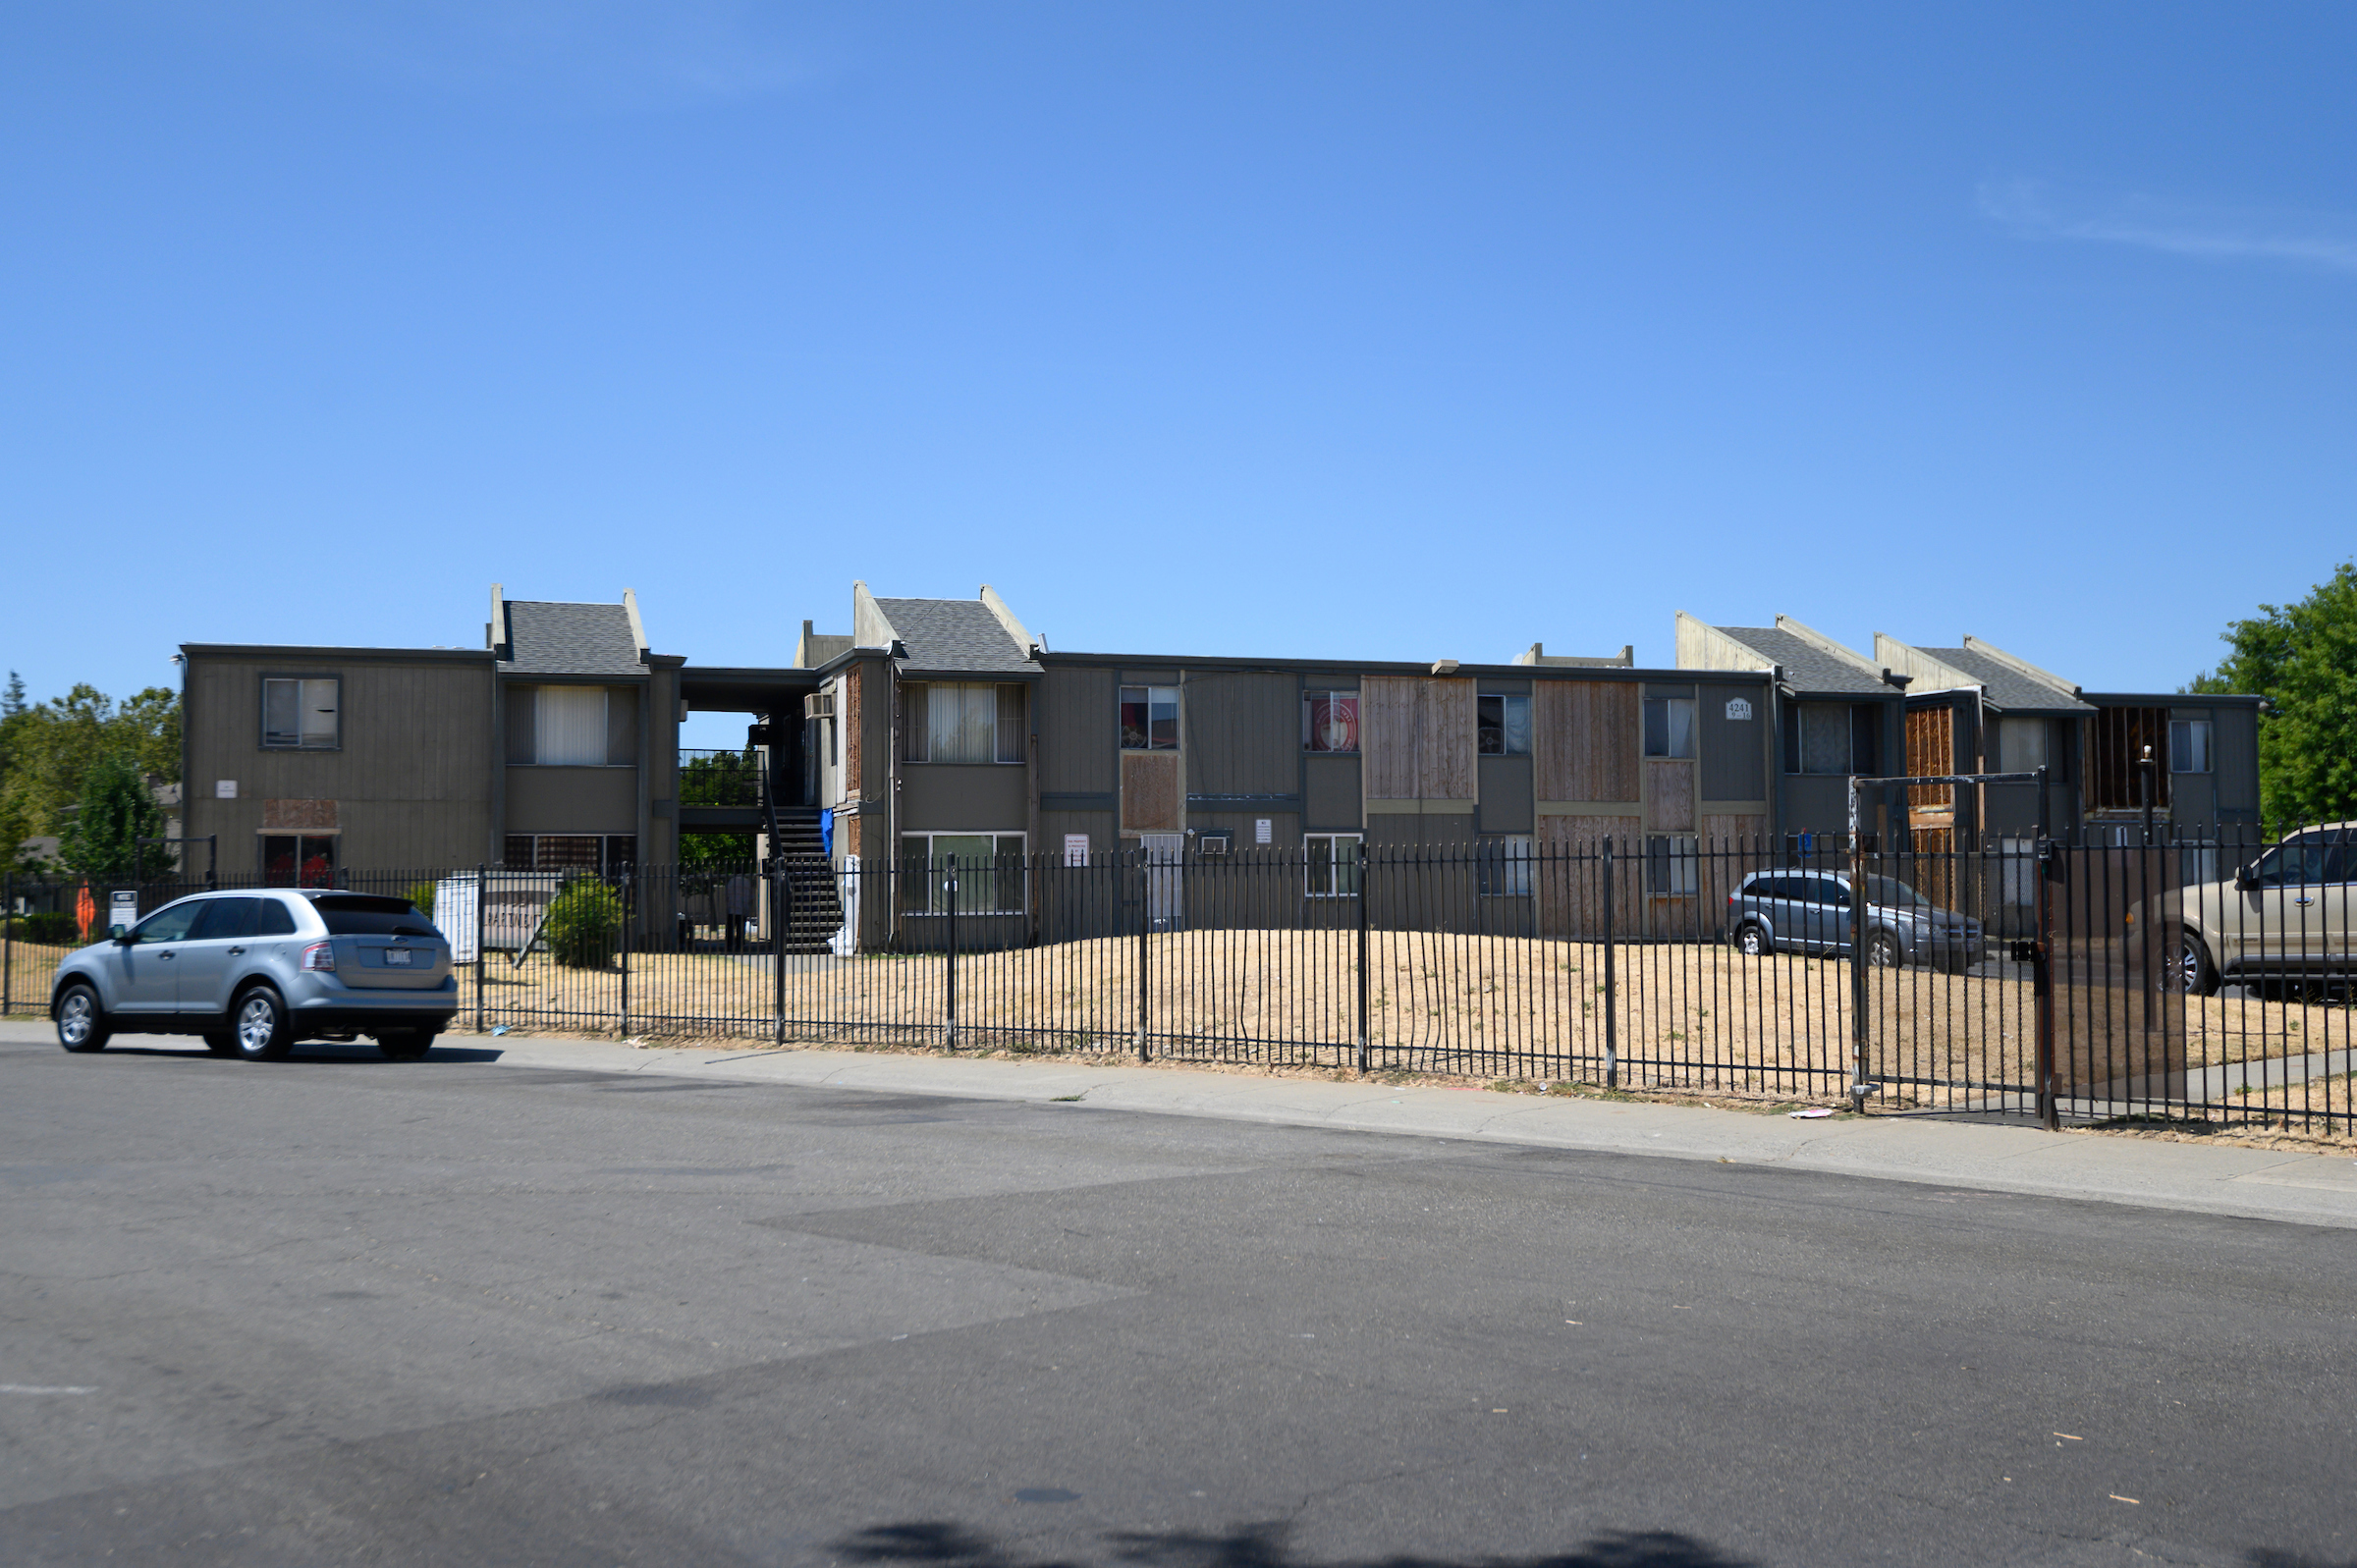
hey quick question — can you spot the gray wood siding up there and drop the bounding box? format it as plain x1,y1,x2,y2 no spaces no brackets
2211,705,2260,818
1696,682,1766,802
506,766,637,833
1039,667,1118,795
1180,671,1296,796
1302,756,1362,830
1362,676,1476,802
900,764,1028,832
1477,757,1533,833
184,654,496,869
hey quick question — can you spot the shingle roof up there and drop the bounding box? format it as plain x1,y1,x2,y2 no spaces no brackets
1916,646,2093,714
1715,626,1891,696
501,601,644,676
873,598,1038,675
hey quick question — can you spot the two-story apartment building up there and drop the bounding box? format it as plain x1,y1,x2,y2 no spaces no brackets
181,588,685,878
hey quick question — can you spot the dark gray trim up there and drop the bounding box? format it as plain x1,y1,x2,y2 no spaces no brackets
1042,791,1119,811
2080,691,2264,708
183,643,495,664
1043,652,1766,685
1188,793,1302,808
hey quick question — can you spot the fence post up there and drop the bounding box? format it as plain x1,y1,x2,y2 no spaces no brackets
1355,841,1370,1075
1136,848,1151,1062
474,863,487,1035
774,865,789,1046
1848,795,1873,1112
945,856,959,1053
618,866,630,1040
1602,838,1617,1089
2035,838,2057,1130
3,870,12,1019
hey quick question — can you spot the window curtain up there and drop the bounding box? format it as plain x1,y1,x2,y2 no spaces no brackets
927,684,998,764
1501,696,1531,757
1800,706,1849,775
535,686,608,766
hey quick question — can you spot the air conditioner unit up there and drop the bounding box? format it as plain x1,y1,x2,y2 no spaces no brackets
1198,833,1232,855
803,692,835,720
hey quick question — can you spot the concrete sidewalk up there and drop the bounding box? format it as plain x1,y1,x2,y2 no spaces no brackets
10,1016,2355,1226
460,1029,2357,1228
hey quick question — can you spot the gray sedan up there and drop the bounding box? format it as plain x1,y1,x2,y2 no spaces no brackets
50,891,458,1061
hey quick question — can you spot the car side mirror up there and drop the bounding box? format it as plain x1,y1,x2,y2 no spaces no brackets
111,926,135,944
2233,865,2257,892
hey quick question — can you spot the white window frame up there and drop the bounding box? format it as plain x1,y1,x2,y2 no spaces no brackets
1121,684,1179,751
1646,834,1699,896
1643,696,1696,759
899,831,1027,914
2169,718,2214,775
1479,834,1533,896
261,676,341,750
1304,833,1362,898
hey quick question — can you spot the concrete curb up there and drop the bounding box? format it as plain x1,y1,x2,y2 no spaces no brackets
460,1030,2357,1229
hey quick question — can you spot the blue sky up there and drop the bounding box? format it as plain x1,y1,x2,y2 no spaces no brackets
6,2,2352,748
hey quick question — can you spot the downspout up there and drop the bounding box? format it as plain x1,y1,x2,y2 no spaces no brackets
887,656,903,948
1026,679,1041,946
1768,667,1787,859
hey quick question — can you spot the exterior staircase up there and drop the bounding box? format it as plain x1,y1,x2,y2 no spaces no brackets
766,807,844,953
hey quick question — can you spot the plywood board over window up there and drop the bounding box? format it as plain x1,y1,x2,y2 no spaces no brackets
1646,760,1695,833
1532,814,1640,939
1361,676,1476,803
1121,751,1179,832
1536,681,1639,802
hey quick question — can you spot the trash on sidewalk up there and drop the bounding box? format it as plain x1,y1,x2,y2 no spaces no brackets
490,1025,511,1037
1788,1107,1836,1119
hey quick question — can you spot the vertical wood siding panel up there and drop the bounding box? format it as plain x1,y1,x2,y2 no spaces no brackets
1121,752,1179,831
1041,668,1118,794
1182,672,1295,796
1646,760,1695,833
1533,815,1640,938
1424,679,1476,800
1536,681,1639,801
1361,677,1422,800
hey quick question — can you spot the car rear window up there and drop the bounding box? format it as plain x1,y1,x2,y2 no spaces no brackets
311,895,440,938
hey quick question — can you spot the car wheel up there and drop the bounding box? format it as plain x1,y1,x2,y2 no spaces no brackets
1735,922,1771,957
232,986,295,1061
1866,932,1902,968
54,983,110,1054
1934,950,1969,975
376,1030,436,1061
2170,932,2219,996
201,1033,239,1055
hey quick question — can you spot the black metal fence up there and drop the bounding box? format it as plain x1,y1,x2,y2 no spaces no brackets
5,826,2350,1133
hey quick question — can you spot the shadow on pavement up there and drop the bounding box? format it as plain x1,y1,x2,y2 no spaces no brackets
833,1523,1753,1568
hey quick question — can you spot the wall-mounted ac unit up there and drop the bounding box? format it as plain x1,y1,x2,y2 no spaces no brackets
803,692,836,720
1197,833,1232,855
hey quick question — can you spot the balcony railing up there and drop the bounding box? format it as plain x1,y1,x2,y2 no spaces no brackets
677,749,766,809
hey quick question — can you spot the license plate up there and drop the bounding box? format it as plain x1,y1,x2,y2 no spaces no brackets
384,948,414,967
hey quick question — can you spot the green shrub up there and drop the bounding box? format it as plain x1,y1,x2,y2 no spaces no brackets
23,911,80,945
542,879,622,970
405,881,437,922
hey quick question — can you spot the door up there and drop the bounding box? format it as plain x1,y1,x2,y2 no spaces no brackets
111,901,204,1014
2235,836,2330,976
1802,876,1850,953
1140,833,1185,929
174,897,260,1020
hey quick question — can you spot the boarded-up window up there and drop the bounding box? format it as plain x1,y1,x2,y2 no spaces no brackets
1535,682,1639,802
1362,676,1475,800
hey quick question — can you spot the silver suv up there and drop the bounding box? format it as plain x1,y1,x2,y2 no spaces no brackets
50,891,457,1061
1726,870,1983,973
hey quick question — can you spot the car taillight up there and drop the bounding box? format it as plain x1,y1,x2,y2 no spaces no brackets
301,942,336,972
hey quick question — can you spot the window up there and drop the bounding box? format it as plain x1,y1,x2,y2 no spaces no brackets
2001,717,2049,774
262,677,340,749
190,897,260,941
1643,697,1695,759
503,835,635,873
899,833,1027,913
128,903,203,944
1479,835,1532,896
2169,719,2213,775
313,895,437,936
1785,703,1879,776
1304,834,1362,897
1646,835,1698,895
902,683,1024,764
1302,689,1359,753
1477,694,1531,756
508,686,636,766
262,835,337,887
1121,685,1178,750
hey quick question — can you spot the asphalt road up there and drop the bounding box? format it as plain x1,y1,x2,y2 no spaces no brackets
4,1036,2354,1568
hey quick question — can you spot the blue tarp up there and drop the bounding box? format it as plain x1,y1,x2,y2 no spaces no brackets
819,808,833,858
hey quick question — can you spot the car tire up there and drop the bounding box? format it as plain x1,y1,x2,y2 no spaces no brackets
54,983,110,1054
1866,931,1902,968
201,1033,239,1055
2171,931,2219,997
1734,922,1772,957
231,986,295,1061
376,1030,436,1061
1934,951,1969,976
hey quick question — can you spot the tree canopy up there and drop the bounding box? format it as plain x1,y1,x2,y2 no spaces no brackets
0,676,181,873
2189,560,2357,827
59,753,164,884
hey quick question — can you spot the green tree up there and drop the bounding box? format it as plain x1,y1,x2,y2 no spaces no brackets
59,754,164,885
2189,560,2357,827
0,682,180,870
